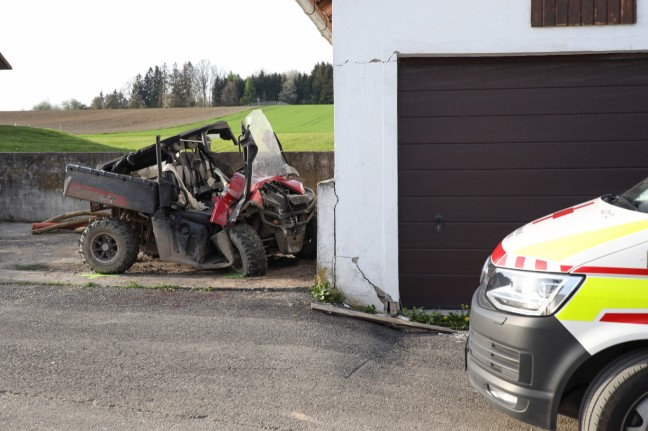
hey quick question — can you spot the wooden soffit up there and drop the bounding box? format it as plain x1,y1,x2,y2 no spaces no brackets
0,52,12,70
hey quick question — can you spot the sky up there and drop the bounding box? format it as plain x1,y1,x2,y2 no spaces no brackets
0,0,332,111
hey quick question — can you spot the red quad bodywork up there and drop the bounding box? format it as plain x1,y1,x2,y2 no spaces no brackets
210,173,305,226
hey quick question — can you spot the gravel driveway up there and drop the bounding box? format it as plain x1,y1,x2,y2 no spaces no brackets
0,223,578,430
0,284,579,431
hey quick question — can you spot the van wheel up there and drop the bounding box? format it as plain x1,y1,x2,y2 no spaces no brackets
228,224,267,277
579,350,648,431
80,218,139,274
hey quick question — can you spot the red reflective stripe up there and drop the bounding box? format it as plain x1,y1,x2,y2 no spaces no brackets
601,313,648,324
492,242,506,265
552,207,574,219
533,201,595,224
535,260,547,271
574,266,648,276
515,256,526,268
560,265,573,272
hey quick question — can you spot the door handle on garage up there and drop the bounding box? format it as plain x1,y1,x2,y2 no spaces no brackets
434,214,443,233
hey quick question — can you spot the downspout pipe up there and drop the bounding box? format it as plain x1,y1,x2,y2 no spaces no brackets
294,0,332,44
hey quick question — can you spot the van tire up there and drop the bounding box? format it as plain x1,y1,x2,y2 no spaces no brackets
579,350,648,431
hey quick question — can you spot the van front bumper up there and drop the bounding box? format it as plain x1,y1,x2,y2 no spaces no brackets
466,289,589,430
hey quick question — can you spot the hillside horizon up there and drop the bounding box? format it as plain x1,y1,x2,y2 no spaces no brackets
0,107,250,135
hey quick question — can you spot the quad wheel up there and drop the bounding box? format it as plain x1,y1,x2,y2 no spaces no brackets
580,350,648,431
228,224,267,276
80,218,139,274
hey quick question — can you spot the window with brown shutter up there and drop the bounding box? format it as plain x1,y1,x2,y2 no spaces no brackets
531,0,637,26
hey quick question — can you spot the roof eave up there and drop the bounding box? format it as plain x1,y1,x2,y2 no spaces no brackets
0,52,12,70
295,0,332,45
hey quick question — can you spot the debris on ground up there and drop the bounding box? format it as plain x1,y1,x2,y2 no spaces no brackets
310,302,455,334
31,210,109,235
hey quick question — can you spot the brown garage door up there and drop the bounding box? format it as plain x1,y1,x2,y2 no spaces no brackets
398,55,648,309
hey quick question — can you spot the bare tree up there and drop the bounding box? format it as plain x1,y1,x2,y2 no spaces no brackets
194,59,212,107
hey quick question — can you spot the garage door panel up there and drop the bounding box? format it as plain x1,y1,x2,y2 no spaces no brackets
398,57,648,92
399,113,648,144
398,169,647,197
400,249,490,275
399,141,648,170
398,55,648,309
398,196,591,223
399,275,480,308
399,222,517,250
398,86,648,118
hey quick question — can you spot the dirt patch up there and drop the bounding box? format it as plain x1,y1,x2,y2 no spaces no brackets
0,107,249,135
0,223,315,289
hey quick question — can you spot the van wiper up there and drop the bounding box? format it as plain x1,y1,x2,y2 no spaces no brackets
613,194,638,211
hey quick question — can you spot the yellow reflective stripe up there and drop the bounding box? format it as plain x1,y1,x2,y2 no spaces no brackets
515,220,648,262
557,277,648,322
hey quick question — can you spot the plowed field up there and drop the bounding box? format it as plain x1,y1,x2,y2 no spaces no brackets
0,107,249,135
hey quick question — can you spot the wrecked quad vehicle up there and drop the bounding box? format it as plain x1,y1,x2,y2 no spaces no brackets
63,109,316,276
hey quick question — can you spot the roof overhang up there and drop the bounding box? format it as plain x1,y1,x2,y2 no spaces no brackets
295,0,332,44
0,52,12,70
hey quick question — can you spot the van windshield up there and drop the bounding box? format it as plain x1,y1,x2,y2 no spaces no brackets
610,178,648,213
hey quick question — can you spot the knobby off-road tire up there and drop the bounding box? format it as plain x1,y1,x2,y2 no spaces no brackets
80,218,139,274
228,224,267,277
579,350,648,431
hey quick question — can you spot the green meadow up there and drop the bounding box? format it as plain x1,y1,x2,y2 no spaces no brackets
0,126,115,152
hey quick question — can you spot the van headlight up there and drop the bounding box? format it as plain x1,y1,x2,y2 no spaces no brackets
481,260,583,316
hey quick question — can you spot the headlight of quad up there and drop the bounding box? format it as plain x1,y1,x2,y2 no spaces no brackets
480,259,583,316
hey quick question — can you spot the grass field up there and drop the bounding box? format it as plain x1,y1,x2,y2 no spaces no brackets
0,105,333,152
0,126,117,152
82,105,333,152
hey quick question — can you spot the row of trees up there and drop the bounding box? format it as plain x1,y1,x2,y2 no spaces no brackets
34,60,333,111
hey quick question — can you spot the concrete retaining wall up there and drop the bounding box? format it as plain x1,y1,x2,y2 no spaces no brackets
0,152,333,222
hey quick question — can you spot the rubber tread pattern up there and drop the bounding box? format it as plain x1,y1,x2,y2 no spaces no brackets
80,218,139,274
580,350,648,431
229,224,267,277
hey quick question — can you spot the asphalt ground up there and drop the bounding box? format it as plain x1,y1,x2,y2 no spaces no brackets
0,224,579,430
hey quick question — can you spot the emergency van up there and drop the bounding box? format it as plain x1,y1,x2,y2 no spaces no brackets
467,178,648,431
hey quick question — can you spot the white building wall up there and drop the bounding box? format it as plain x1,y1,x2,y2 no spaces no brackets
326,0,648,310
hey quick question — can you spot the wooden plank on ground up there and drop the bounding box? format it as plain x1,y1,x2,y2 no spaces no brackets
310,302,455,334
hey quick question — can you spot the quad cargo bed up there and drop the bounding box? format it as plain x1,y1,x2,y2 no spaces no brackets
64,164,158,214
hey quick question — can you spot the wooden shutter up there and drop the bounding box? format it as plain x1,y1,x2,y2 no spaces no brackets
531,0,637,26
